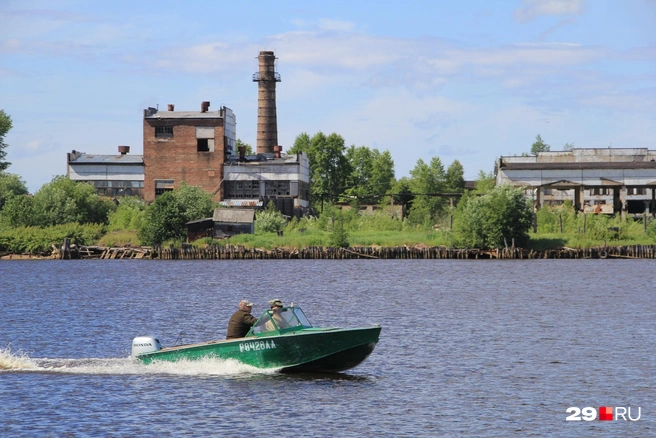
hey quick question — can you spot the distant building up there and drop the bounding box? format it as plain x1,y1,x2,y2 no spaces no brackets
221,146,310,218
66,146,144,197
496,148,656,216
143,102,236,203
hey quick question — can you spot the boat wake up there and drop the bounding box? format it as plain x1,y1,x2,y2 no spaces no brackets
0,347,279,377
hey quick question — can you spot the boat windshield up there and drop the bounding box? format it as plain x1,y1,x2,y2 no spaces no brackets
250,306,313,336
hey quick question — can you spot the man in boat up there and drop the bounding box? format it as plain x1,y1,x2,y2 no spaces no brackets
264,299,289,331
226,299,258,339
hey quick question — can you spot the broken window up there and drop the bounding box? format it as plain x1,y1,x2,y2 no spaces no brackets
155,180,174,197
155,126,173,138
197,139,209,152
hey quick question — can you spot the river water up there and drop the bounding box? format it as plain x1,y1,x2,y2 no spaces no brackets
0,259,653,437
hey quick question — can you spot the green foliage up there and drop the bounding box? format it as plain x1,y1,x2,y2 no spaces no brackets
0,194,35,227
454,184,533,248
255,202,287,233
289,132,351,207
108,197,146,231
344,146,395,203
327,211,349,248
445,160,465,192
563,142,575,151
407,157,448,226
531,134,550,155
0,110,13,172
138,183,215,245
0,172,28,211
138,192,185,245
473,170,495,194
27,176,114,227
0,223,105,253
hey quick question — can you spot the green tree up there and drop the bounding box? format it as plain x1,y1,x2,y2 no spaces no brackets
0,172,28,211
531,134,550,155
108,197,146,231
454,184,533,248
474,170,496,194
138,183,214,245
0,110,13,172
138,191,185,245
255,201,286,233
369,149,395,202
328,211,349,248
445,160,465,193
30,176,113,227
0,194,35,228
563,142,574,151
407,157,447,226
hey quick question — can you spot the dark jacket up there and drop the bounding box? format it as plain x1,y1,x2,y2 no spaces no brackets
226,309,258,339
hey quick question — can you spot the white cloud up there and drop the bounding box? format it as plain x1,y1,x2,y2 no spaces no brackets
514,0,585,23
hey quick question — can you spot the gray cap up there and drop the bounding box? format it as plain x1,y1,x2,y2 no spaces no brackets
240,299,254,307
269,299,283,308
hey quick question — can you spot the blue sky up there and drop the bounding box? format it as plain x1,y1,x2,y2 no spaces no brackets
2,0,655,193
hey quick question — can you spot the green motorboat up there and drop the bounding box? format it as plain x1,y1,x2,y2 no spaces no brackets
131,305,381,373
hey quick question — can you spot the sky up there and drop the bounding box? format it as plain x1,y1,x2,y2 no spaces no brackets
1,0,656,193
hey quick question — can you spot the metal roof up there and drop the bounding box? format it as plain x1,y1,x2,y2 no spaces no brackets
499,161,656,170
212,208,256,223
145,111,223,119
68,154,144,164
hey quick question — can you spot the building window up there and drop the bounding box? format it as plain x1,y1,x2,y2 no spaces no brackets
197,138,209,152
155,180,174,197
265,181,291,196
225,180,259,199
155,126,173,138
627,187,646,195
590,187,611,196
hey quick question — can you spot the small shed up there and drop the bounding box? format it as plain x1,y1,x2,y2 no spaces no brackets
186,208,256,242
212,208,256,237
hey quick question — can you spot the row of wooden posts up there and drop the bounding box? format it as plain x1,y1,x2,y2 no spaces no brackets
43,240,656,260
152,244,656,260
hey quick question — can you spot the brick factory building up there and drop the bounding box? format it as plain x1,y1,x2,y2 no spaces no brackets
142,102,236,202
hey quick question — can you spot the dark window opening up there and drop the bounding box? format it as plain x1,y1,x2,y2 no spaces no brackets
155,180,174,197
197,138,209,152
155,126,173,138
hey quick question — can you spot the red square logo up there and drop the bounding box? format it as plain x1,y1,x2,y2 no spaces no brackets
599,406,613,421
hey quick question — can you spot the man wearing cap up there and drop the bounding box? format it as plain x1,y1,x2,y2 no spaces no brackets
226,299,258,339
264,299,289,331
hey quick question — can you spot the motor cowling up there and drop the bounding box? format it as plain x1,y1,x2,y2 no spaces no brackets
132,336,162,357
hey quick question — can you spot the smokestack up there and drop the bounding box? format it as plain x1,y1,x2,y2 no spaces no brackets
273,145,282,158
201,101,210,113
167,104,175,111
118,145,130,155
253,51,280,155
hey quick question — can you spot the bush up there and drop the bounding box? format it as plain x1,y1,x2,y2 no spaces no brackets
454,185,532,248
0,223,106,253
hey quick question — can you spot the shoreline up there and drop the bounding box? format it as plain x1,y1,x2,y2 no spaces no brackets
3,244,656,260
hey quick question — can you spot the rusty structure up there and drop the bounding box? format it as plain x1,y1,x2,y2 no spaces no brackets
252,51,281,155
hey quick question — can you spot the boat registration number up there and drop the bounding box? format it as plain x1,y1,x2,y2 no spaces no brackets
240,340,277,353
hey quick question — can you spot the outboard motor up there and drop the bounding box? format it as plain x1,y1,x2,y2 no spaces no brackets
132,336,162,357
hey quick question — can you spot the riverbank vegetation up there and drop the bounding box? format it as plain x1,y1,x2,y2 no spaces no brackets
1,130,656,255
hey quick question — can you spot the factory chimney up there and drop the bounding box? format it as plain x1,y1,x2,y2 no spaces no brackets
253,51,281,155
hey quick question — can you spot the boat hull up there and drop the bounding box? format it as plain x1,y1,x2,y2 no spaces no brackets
135,326,381,373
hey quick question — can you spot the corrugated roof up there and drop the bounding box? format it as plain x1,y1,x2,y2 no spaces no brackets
500,161,656,170
219,200,263,207
69,154,144,164
212,208,255,223
145,111,223,119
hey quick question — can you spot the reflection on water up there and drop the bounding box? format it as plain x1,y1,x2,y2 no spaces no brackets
1,259,653,437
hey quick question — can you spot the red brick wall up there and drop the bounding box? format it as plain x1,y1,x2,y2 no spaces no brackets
143,118,225,203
